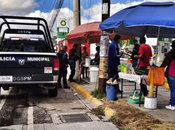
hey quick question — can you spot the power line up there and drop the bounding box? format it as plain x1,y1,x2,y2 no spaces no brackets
48,0,57,13
48,0,64,31
47,0,57,20
41,0,46,12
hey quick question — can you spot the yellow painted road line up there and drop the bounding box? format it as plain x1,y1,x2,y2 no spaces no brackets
70,82,116,118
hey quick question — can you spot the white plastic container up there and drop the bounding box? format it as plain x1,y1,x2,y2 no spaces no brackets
85,58,90,66
90,67,99,82
144,96,157,109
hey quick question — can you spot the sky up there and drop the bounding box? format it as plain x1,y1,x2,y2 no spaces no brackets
0,0,175,36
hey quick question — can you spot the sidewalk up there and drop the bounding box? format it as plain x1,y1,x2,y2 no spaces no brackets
69,79,175,122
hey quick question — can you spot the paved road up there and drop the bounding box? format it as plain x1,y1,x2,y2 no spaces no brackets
0,86,118,130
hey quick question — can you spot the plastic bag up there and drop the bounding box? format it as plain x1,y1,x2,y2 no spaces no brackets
147,66,165,86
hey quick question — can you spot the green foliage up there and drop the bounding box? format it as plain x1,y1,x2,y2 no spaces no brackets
78,79,89,85
96,105,105,115
93,88,98,97
121,128,131,130
96,93,106,99
93,89,106,99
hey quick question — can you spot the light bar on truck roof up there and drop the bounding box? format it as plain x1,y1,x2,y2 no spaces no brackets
10,37,20,40
30,38,39,41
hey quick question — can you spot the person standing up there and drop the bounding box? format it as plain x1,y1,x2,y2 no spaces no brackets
79,46,89,75
108,34,123,94
91,46,100,65
57,46,70,89
69,44,79,82
108,34,122,79
134,37,152,96
161,40,175,110
131,39,140,67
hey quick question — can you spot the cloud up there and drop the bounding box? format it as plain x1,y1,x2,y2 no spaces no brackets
3,0,174,36
80,0,175,24
54,0,175,36
0,0,38,15
81,1,143,23
144,0,175,2
25,7,74,36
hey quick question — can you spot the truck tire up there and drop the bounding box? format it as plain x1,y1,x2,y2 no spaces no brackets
48,85,58,97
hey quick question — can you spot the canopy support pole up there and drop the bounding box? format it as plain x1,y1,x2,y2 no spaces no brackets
149,27,160,97
155,26,160,65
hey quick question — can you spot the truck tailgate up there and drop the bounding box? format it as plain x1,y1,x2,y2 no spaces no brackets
0,52,58,83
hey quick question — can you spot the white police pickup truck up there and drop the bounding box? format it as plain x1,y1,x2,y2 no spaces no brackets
0,16,59,97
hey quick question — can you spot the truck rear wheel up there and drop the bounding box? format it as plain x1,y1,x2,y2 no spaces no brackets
48,85,58,97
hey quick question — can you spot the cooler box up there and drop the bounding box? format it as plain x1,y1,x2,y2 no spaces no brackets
89,67,99,82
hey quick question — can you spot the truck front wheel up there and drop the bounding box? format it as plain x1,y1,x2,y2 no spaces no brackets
48,84,58,97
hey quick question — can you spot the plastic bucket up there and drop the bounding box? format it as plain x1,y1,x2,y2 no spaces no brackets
120,64,126,72
85,58,90,66
106,85,118,101
144,97,157,109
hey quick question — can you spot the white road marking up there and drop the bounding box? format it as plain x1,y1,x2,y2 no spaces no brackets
27,106,34,130
0,98,6,110
0,88,10,110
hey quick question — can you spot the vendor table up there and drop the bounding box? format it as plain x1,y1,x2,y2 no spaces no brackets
119,72,158,106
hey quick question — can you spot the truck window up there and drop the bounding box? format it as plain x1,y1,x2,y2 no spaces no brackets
0,39,51,52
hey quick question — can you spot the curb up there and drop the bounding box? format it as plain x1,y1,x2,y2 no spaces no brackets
70,82,116,118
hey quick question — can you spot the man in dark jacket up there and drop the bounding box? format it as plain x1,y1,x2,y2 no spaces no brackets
131,39,140,67
57,46,70,88
68,44,78,82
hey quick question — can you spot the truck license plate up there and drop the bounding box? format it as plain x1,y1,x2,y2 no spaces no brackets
44,67,52,73
0,76,13,82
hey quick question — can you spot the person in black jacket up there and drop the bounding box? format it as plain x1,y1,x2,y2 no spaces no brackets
57,46,70,88
68,44,79,82
131,39,140,67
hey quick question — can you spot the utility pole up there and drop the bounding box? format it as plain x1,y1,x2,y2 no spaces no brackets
73,0,81,80
98,0,110,94
73,0,80,27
